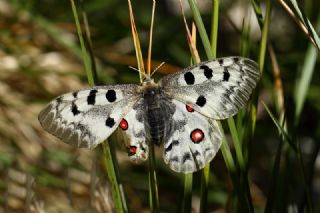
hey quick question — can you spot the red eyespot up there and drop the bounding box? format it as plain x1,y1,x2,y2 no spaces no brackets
186,104,194,112
128,146,137,156
119,119,128,130
190,129,204,143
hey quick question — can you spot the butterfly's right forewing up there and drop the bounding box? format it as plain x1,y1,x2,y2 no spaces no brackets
38,85,140,149
160,57,260,119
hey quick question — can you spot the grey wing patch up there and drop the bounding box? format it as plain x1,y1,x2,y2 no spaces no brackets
119,99,148,162
160,57,260,119
163,99,222,173
38,84,140,149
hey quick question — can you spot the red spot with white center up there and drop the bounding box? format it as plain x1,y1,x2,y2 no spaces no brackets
186,104,194,112
190,129,204,143
119,119,128,130
128,146,137,156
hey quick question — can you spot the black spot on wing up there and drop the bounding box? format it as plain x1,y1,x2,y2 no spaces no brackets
56,97,62,103
223,68,230,81
170,156,179,162
184,72,195,85
218,58,224,65
106,90,117,102
200,65,213,80
71,102,80,115
135,130,144,138
193,151,201,157
233,57,240,63
72,92,78,98
105,117,115,128
204,147,212,155
87,89,98,105
165,140,179,153
196,96,206,107
182,153,192,163
55,97,63,112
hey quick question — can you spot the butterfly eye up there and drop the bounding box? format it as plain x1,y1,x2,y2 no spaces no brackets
190,129,204,143
119,119,128,130
128,146,137,156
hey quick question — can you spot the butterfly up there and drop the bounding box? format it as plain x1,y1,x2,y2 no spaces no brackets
38,57,260,173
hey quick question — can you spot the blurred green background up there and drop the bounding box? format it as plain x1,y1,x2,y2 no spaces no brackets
0,0,319,212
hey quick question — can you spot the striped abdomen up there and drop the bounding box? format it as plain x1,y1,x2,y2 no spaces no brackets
143,88,166,145
147,104,165,145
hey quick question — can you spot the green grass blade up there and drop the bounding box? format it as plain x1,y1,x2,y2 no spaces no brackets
264,130,285,213
187,0,254,211
247,0,270,159
218,123,252,212
210,0,219,59
70,1,127,212
240,13,252,57
258,0,271,73
296,143,315,212
199,165,209,213
102,144,127,213
187,0,217,211
250,0,263,27
187,0,214,60
287,0,320,50
70,0,94,86
294,15,320,122
262,102,296,152
182,173,193,213
227,118,245,171
148,140,160,213
218,124,236,173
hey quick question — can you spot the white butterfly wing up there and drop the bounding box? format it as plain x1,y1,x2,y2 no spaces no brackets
117,99,148,162
163,99,222,173
160,57,260,119
38,85,140,149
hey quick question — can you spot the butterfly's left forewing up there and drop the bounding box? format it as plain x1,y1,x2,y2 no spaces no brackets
38,85,140,148
163,99,222,173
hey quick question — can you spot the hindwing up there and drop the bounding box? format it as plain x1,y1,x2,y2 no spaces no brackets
117,99,148,162
163,99,222,173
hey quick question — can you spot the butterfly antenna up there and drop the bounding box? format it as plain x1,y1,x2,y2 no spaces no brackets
150,62,165,78
129,66,146,78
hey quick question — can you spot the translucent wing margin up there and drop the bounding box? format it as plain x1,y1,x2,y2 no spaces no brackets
38,84,140,149
160,57,260,119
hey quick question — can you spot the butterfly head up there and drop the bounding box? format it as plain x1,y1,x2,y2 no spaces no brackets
139,76,160,94
142,76,158,88
143,76,154,83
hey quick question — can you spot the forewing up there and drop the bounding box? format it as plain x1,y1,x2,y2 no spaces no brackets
118,99,148,162
38,84,140,149
163,99,222,173
160,57,260,119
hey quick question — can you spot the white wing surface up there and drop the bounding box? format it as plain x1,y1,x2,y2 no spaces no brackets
160,57,260,119
38,85,140,149
163,99,222,173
